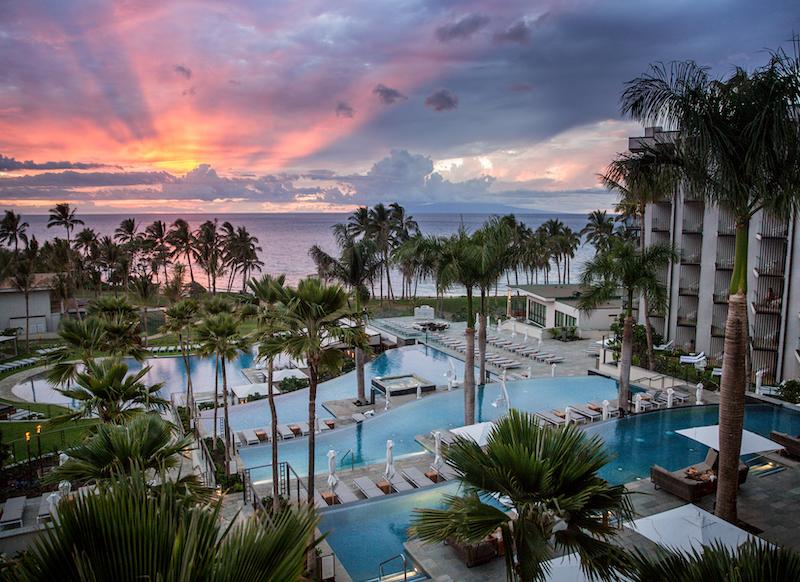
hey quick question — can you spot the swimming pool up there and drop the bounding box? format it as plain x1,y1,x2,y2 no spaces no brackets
319,403,800,581
11,350,256,406
201,344,467,432
239,375,620,479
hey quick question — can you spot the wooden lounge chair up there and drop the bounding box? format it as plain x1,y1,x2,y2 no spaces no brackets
402,467,436,488
1,496,25,529
242,429,260,446
353,477,385,499
254,429,268,442
436,464,460,481
334,484,360,504
770,431,800,459
570,404,601,422
276,424,295,439
534,411,565,427
388,474,413,492
587,401,620,418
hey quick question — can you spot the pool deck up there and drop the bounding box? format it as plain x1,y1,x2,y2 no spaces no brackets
404,450,800,582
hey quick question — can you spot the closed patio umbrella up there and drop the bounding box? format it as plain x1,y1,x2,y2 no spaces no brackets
431,431,443,473
384,439,395,481
326,449,338,492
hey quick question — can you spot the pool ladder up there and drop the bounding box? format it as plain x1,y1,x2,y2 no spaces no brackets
340,449,355,471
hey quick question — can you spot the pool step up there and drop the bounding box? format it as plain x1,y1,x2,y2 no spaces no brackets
365,570,428,582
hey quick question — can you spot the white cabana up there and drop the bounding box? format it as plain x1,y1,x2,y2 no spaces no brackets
450,421,494,447
676,425,782,456
631,504,757,553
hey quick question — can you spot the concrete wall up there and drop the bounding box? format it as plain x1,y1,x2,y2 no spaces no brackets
0,290,57,332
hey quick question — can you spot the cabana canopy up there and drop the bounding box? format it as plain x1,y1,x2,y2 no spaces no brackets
450,421,494,447
676,425,781,456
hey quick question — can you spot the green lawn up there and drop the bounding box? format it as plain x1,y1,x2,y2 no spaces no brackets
0,418,97,459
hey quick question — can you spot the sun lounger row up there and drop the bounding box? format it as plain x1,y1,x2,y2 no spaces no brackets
485,334,567,364
35,346,64,355
535,401,621,427
0,358,40,373
432,334,522,369
146,343,202,354
236,420,334,446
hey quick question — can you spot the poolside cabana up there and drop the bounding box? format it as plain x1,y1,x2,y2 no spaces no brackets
675,425,782,455
450,421,494,447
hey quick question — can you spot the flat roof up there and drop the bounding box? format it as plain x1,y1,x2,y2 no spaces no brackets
508,284,584,299
558,297,621,310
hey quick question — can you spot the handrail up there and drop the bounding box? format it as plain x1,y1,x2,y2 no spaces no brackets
378,553,407,581
340,449,355,472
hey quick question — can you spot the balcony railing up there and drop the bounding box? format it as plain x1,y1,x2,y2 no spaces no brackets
717,218,736,236
752,300,782,315
713,291,729,304
711,325,725,337
684,190,704,202
652,218,671,232
679,283,699,296
682,221,703,234
759,213,789,238
752,334,779,351
677,312,698,326
680,252,701,264
715,256,734,270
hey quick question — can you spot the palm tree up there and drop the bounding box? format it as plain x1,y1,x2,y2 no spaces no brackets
0,210,29,254
601,153,678,369
627,540,800,582
538,219,567,282
162,299,199,422
249,274,287,510
580,239,676,413
47,203,83,247
50,272,74,320
194,219,224,294
131,275,156,346
56,357,166,424
621,45,800,522
411,410,633,581
145,220,171,285
309,239,380,404
438,229,481,425
581,210,616,253
10,249,37,351
261,278,364,514
167,218,196,284
7,471,319,582
195,313,245,476
367,203,395,300
44,414,207,500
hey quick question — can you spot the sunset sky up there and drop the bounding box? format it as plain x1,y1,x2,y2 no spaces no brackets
0,0,796,214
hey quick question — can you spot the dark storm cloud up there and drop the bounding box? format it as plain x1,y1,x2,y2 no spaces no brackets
0,169,172,187
174,64,192,79
335,101,355,118
373,84,407,105
424,89,459,112
493,21,531,44
0,154,117,172
435,13,490,42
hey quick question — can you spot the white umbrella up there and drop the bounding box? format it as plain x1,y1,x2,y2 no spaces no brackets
384,440,396,481
602,399,610,421
511,322,517,338
523,329,529,342
527,365,533,378
431,431,444,473
384,388,391,411
676,425,782,456
451,422,494,447
326,449,338,491
416,382,422,400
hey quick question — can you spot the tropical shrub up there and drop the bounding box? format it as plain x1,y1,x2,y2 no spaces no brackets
776,379,800,404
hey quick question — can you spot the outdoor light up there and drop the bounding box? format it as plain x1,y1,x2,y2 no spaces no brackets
36,424,41,434
25,431,31,442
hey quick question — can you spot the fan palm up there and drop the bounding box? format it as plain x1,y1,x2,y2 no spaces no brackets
580,210,616,253
47,203,83,246
10,250,37,351
145,220,171,285
6,471,319,582
627,540,800,582
43,414,208,500
55,357,166,424
411,409,633,581
162,299,200,420
167,218,196,284
437,229,481,424
309,239,380,403
261,278,365,511
195,313,246,476
194,219,225,293
249,274,287,509
0,210,29,254
367,203,395,300
580,239,676,413
621,45,800,522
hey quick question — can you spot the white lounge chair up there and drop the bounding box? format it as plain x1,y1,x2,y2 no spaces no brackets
276,424,294,439
351,413,366,423
389,474,413,492
570,405,602,422
1,496,25,529
334,484,360,504
353,477,384,499
401,467,436,488
242,429,260,446
679,352,705,365
534,411,565,427
654,340,674,351
436,464,460,481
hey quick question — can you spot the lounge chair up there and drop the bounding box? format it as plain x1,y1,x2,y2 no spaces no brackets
438,431,456,446
679,352,706,365
295,422,311,435
587,401,620,417
534,411,565,427
446,536,498,568
313,489,330,509
276,424,295,439
235,432,248,447
402,467,436,488
353,477,385,499
436,464,460,481
351,413,366,423
654,340,674,351
334,484,360,504
254,429,268,442
770,431,800,459
389,474,413,492
534,353,555,362
242,429,260,446
570,405,602,422
651,449,748,502
1,496,25,529
544,356,564,364
37,495,53,524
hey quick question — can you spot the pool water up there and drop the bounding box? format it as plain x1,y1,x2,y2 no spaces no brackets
239,375,619,479
203,345,467,433
319,403,800,582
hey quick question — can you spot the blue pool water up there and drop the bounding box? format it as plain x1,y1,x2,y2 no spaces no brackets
205,345,467,432
320,403,800,581
239,375,619,478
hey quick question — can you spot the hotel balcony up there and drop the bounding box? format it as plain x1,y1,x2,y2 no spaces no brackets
754,260,786,278
680,251,701,265
651,218,671,232
758,214,789,239
752,334,779,351
717,219,736,236
713,291,729,304
681,221,703,235
751,300,782,315
684,190,704,203
677,311,698,326
711,324,725,338
678,282,699,296
715,257,734,270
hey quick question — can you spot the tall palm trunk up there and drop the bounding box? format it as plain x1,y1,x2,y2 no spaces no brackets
639,222,657,369
384,250,394,300
464,289,476,425
185,250,195,283
221,357,231,476
179,333,194,427
213,355,220,446
23,290,30,351
267,357,280,511
618,306,634,414
141,306,149,346
306,360,319,509
478,290,487,385
716,224,750,523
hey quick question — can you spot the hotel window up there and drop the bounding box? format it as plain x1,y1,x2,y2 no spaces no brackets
555,310,576,328
529,300,546,327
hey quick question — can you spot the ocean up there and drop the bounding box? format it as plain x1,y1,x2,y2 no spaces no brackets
20,212,595,295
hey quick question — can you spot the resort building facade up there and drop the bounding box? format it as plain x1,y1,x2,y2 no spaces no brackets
0,273,62,335
630,126,800,385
